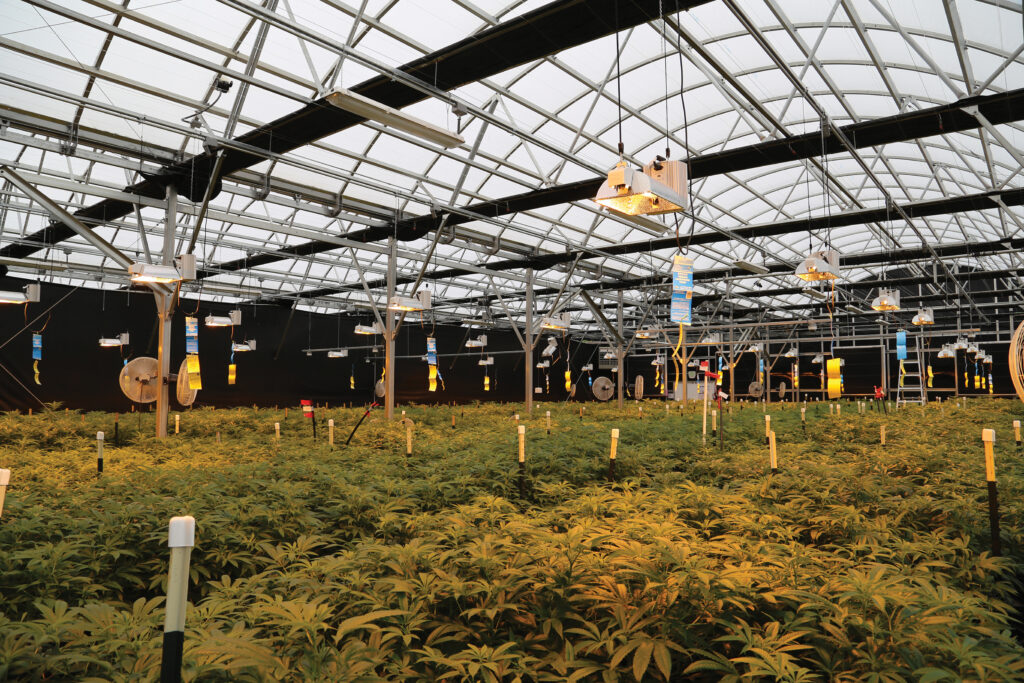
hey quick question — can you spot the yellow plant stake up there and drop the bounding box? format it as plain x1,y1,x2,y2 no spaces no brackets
328,419,334,447
769,430,778,474
274,422,280,440
175,414,180,435
518,425,526,497
881,425,886,447
982,429,1000,556
608,428,619,481
1014,420,1021,450
0,468,9,518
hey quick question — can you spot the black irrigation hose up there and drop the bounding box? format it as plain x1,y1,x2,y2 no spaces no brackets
344,402,379,446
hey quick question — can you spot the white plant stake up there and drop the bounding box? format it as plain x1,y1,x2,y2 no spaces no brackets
546,410,551,435
0,468,9,518
328,419,335,447
764,415,771,445
836,404,842,417
274,422,280,440
96,431,104,477
829,403,834,415
711,409,717,437
161,516,195,683
174,414,180,435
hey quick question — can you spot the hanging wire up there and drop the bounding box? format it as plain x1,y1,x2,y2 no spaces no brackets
614,0,624,158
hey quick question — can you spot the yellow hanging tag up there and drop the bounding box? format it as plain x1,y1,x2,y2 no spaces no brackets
826,358,842,399
186,353,202,390
484,375,490,392
33,359,40,385
926,365,934,388
428,365,438,392
564,369,571,391
227,363,236,385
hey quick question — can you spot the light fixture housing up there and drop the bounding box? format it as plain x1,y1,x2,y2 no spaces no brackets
477,356,494,366
804,288,828,301
871,288,900,311
734,260,770,275
232,340,256,352
98,332,130,347
325,88,465,148
0,282,40,304
465,335,487,349
354,322,384,335
541,313,570,331
912,307,934,326
541,336,558,357
387,290,432,312
594,159,688,216
325,349,348,358
811,354,824,364
205,309,242,327
953,336,968,350
794,250,840,281
582,363,593,372
937,344,954,359
129,254,196,284
635,327,658,339
784,347,798,358
966,343,979,355
651,356,665,366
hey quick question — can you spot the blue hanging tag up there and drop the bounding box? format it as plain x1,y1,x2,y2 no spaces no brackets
185,316,199,354
31,334,42,360
896,330,907,360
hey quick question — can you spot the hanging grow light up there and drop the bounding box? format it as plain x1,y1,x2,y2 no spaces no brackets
651,356,665,366
387,290,431,312
477,356,494,366
953,336,968,350
540,313,570,331
325,88,465,148
871,288,900,311
635,327,658,339
536,360,550,369
966,342,979,355
205,309,242,327
937,344,954,359
784,347,798,358
354,322,384,335
541,336,558,357
0,282,40,304
465,335,487,349
794,250,840,281
811,354,824,364
593,159,688,216
734,260,770,275
98,332,129,347
128,254,195,284
912,308,934,325
232,340,256,352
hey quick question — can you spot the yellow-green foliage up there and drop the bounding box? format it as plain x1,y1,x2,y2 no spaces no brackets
1,399,1023,681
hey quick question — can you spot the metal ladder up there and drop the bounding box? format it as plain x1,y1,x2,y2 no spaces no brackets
896,334,927,406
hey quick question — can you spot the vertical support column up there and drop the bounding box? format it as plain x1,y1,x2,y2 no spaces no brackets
616,291,624,410
765,325,772,405
728,325,735,401
385,237,397,420
524,268,534,413
681,326,688,403
154,185,177,439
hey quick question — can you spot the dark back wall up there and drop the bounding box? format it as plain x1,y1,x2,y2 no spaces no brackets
0,280,1013,412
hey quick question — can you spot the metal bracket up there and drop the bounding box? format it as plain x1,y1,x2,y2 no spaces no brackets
59,123,78,156
254,173,271,201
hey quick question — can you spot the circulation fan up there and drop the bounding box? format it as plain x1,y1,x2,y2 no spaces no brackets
748,381,764,398
1011,320,1024,403
118,357,199,406
777,380,788,400
118,357,160,404
592,376,615,401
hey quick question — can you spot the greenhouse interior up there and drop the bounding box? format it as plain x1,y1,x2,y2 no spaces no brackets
1,0,1024,679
